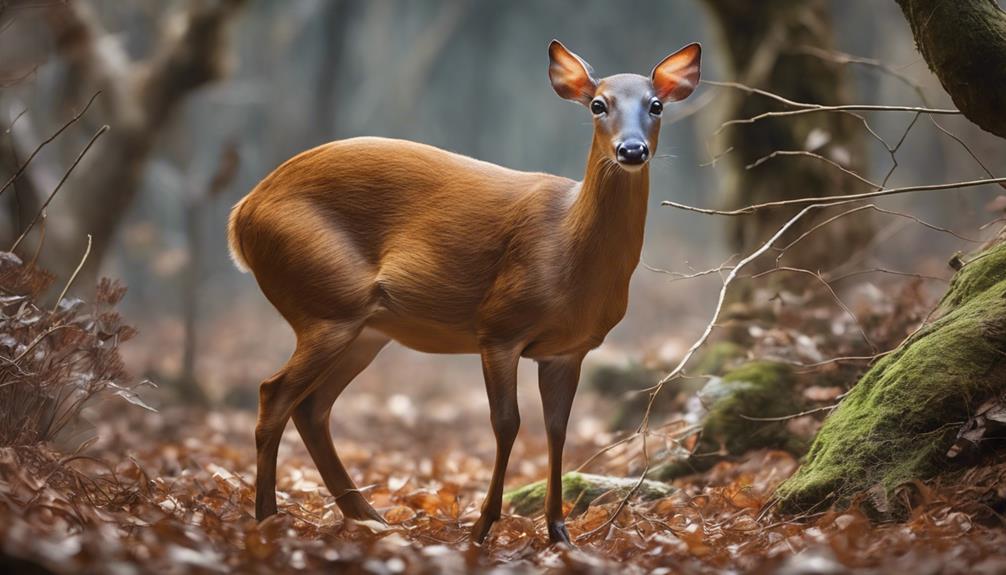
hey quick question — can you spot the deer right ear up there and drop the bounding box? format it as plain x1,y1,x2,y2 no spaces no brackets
651,43,701,102
548,40,597,106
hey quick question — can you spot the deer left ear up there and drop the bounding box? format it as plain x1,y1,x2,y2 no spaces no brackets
651,43,701,102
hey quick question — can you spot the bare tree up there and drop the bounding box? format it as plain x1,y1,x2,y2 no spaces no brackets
5,0,245,285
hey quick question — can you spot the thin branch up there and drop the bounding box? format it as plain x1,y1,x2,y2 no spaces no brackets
715,102,958,136
750,266,876,352
739,404,840,422
746,150,882,189
642,254,739,283
0,91,101,197
10,125,109,252
828,267,948,284
52,234,91,311
662,176,1006,216
777,203,981,260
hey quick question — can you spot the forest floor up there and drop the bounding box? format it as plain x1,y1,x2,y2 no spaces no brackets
4,389,1006,575
4,247,1006,573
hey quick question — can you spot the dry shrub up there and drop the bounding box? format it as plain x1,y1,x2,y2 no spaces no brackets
0,251,148,447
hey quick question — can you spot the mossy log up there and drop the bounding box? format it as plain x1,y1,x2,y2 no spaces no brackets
776,241,1006,513
504,472,674,517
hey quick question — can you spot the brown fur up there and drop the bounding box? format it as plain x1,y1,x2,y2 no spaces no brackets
229,40,700,544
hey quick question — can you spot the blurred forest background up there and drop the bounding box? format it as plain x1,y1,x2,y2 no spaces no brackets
3,0,1004,408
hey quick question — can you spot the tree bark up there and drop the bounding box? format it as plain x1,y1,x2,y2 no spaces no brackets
896,0,1006,139
702,0,873,277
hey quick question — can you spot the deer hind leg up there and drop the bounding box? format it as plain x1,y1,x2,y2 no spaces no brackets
292,328,389,523
255,320,364,521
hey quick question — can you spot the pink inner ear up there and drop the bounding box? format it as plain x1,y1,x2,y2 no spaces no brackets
652,44,701,102
549,42,596,104
552,63,593,100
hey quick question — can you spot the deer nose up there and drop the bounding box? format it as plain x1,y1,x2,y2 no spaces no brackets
616,140,649,165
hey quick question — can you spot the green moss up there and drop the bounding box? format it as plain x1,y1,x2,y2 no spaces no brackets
654,361,801,480
776,242,1006,514
939,244,1006,311
504,472,674,517
706,361,799,453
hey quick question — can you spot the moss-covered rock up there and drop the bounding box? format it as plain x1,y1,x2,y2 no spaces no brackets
653,361,803,480
775,241,1006,514
504,472,674,517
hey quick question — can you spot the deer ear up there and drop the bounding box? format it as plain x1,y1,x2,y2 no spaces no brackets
548,40,597,106
651,43,701,102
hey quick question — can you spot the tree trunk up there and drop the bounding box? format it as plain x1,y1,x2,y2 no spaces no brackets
896,0,1006,139
5,0,245,287
702,0,873,277
315,0,360,141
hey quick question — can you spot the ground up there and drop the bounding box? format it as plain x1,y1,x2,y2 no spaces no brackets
4,390,1006,574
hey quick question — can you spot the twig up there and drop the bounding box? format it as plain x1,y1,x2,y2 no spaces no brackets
662,176,1006,216
0,91,101,197
10,125,109,252
777,204,980,259
739,404,839,422
52,234,91,311
827,267,948,283
750,266,876,352
714,103,957,136
746,150,882,189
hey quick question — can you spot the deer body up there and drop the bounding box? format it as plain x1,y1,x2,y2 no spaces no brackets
230,41,700,544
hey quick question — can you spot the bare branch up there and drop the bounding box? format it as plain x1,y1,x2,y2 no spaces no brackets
662,176,1006,216
10,125,109,253
746,150,882,189
0,91,101,197
714,102,957,136
53,234,91,311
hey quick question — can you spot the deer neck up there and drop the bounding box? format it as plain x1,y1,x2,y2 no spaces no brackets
563,139,649,278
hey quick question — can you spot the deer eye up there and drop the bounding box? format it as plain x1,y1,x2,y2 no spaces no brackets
649,100,663,115
590,99,607,115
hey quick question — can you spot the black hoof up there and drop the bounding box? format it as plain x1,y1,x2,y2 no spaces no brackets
547,521,572,545
471,514,498,544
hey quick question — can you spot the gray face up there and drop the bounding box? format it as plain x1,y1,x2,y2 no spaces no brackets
589,74,664,170
547,40,701,171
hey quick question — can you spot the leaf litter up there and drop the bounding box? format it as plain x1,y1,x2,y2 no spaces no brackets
3,254,1006,573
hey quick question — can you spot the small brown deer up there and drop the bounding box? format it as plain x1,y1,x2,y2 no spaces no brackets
228,40,700,544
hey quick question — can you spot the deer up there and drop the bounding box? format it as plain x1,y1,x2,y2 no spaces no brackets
227,40,701,544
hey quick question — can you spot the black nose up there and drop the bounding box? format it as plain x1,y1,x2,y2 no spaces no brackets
616,141,649,165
